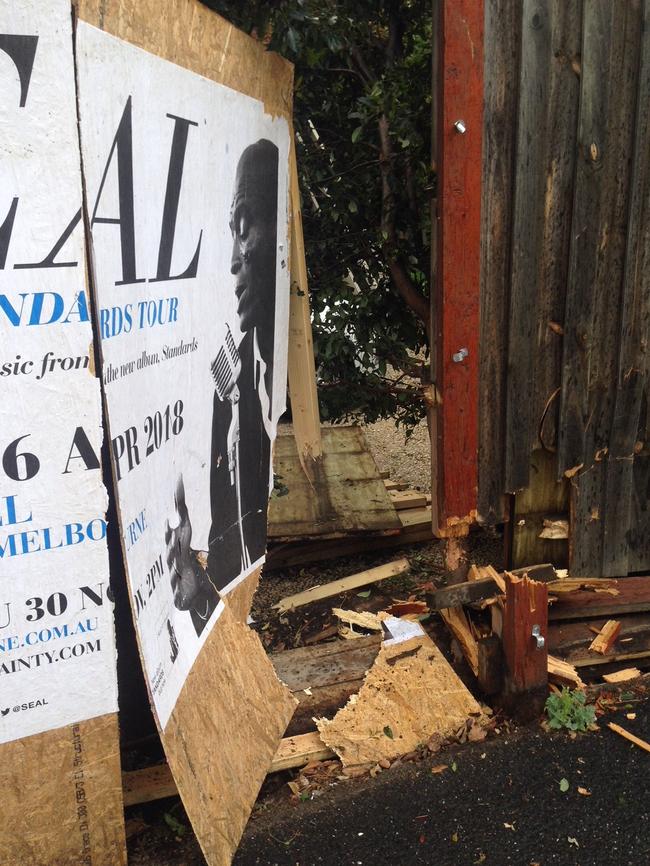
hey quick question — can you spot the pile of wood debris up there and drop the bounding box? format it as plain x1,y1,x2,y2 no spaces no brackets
122,479,650,809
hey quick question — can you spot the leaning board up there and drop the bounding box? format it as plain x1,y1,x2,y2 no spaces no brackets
268,426,402,539
74,1,297,863
0,2,124,862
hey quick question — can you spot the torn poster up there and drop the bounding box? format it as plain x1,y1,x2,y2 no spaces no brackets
75,23,290,727
0,0,118,744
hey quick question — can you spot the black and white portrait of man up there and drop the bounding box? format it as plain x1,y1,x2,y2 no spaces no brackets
165,138,279,624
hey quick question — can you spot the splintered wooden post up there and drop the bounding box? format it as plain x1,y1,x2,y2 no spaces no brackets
501,572,548,721
443,534,470,584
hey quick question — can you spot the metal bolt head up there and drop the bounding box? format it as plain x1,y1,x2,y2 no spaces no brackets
452,347,469,363
454,119,467,134
532,624,545,650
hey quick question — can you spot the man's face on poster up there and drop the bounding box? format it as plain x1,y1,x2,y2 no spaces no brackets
229,140,278,333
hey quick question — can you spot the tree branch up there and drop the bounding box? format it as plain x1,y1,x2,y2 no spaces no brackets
377,114,430,333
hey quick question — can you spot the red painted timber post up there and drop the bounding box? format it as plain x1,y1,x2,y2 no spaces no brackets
432,0,483,562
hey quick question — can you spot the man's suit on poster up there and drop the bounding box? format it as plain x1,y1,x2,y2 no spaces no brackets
207,329,271,591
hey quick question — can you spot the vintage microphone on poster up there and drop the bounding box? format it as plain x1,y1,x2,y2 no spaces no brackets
211,325,251,571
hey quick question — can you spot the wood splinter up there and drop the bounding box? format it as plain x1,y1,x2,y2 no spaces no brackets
607,722,650,755
589,620,621,655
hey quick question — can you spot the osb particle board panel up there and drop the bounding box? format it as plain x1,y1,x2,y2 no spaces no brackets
227,567,261,624
163,602,296,864
73,3,297,863
74,0,293,119
0,714,126,866
268,426,402,539
316,633,481,767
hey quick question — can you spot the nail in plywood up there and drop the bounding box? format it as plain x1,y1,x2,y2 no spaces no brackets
274,558,410,613
268,427,402,539
588,620,622,655
316,632,482,767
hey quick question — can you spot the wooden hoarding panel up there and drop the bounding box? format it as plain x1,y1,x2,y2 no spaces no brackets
74,4,296,862
0,1,124,862
505,0,581,492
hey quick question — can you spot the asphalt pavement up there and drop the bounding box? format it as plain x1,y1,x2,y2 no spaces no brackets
233,700,650,866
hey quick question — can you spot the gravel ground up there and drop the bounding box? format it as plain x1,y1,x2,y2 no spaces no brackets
362,417,432,493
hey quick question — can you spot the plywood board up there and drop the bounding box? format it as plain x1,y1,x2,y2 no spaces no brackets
162,602,296,864
0,1,124,861
0,714,125,866
74,2,297,863
316,632,481,767
268,426,402,538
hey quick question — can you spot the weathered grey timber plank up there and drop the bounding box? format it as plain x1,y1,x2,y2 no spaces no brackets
628,450,650,573
560,0,642,574
601,5,650,574
504,0,581,492
477,0,521,524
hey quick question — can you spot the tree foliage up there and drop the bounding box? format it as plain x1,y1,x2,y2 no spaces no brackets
202,0,433,429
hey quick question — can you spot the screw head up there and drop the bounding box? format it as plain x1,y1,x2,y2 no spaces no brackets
452,347,469,363
454,119,467,134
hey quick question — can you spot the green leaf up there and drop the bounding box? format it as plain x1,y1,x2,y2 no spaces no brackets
163,812,186,837
451,761,458,773
356,590,371,598
383,725,394,739
559,778,570,793
545,688,596,733
351,126,363,143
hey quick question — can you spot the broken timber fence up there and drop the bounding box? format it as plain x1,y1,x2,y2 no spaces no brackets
433,0,650,577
